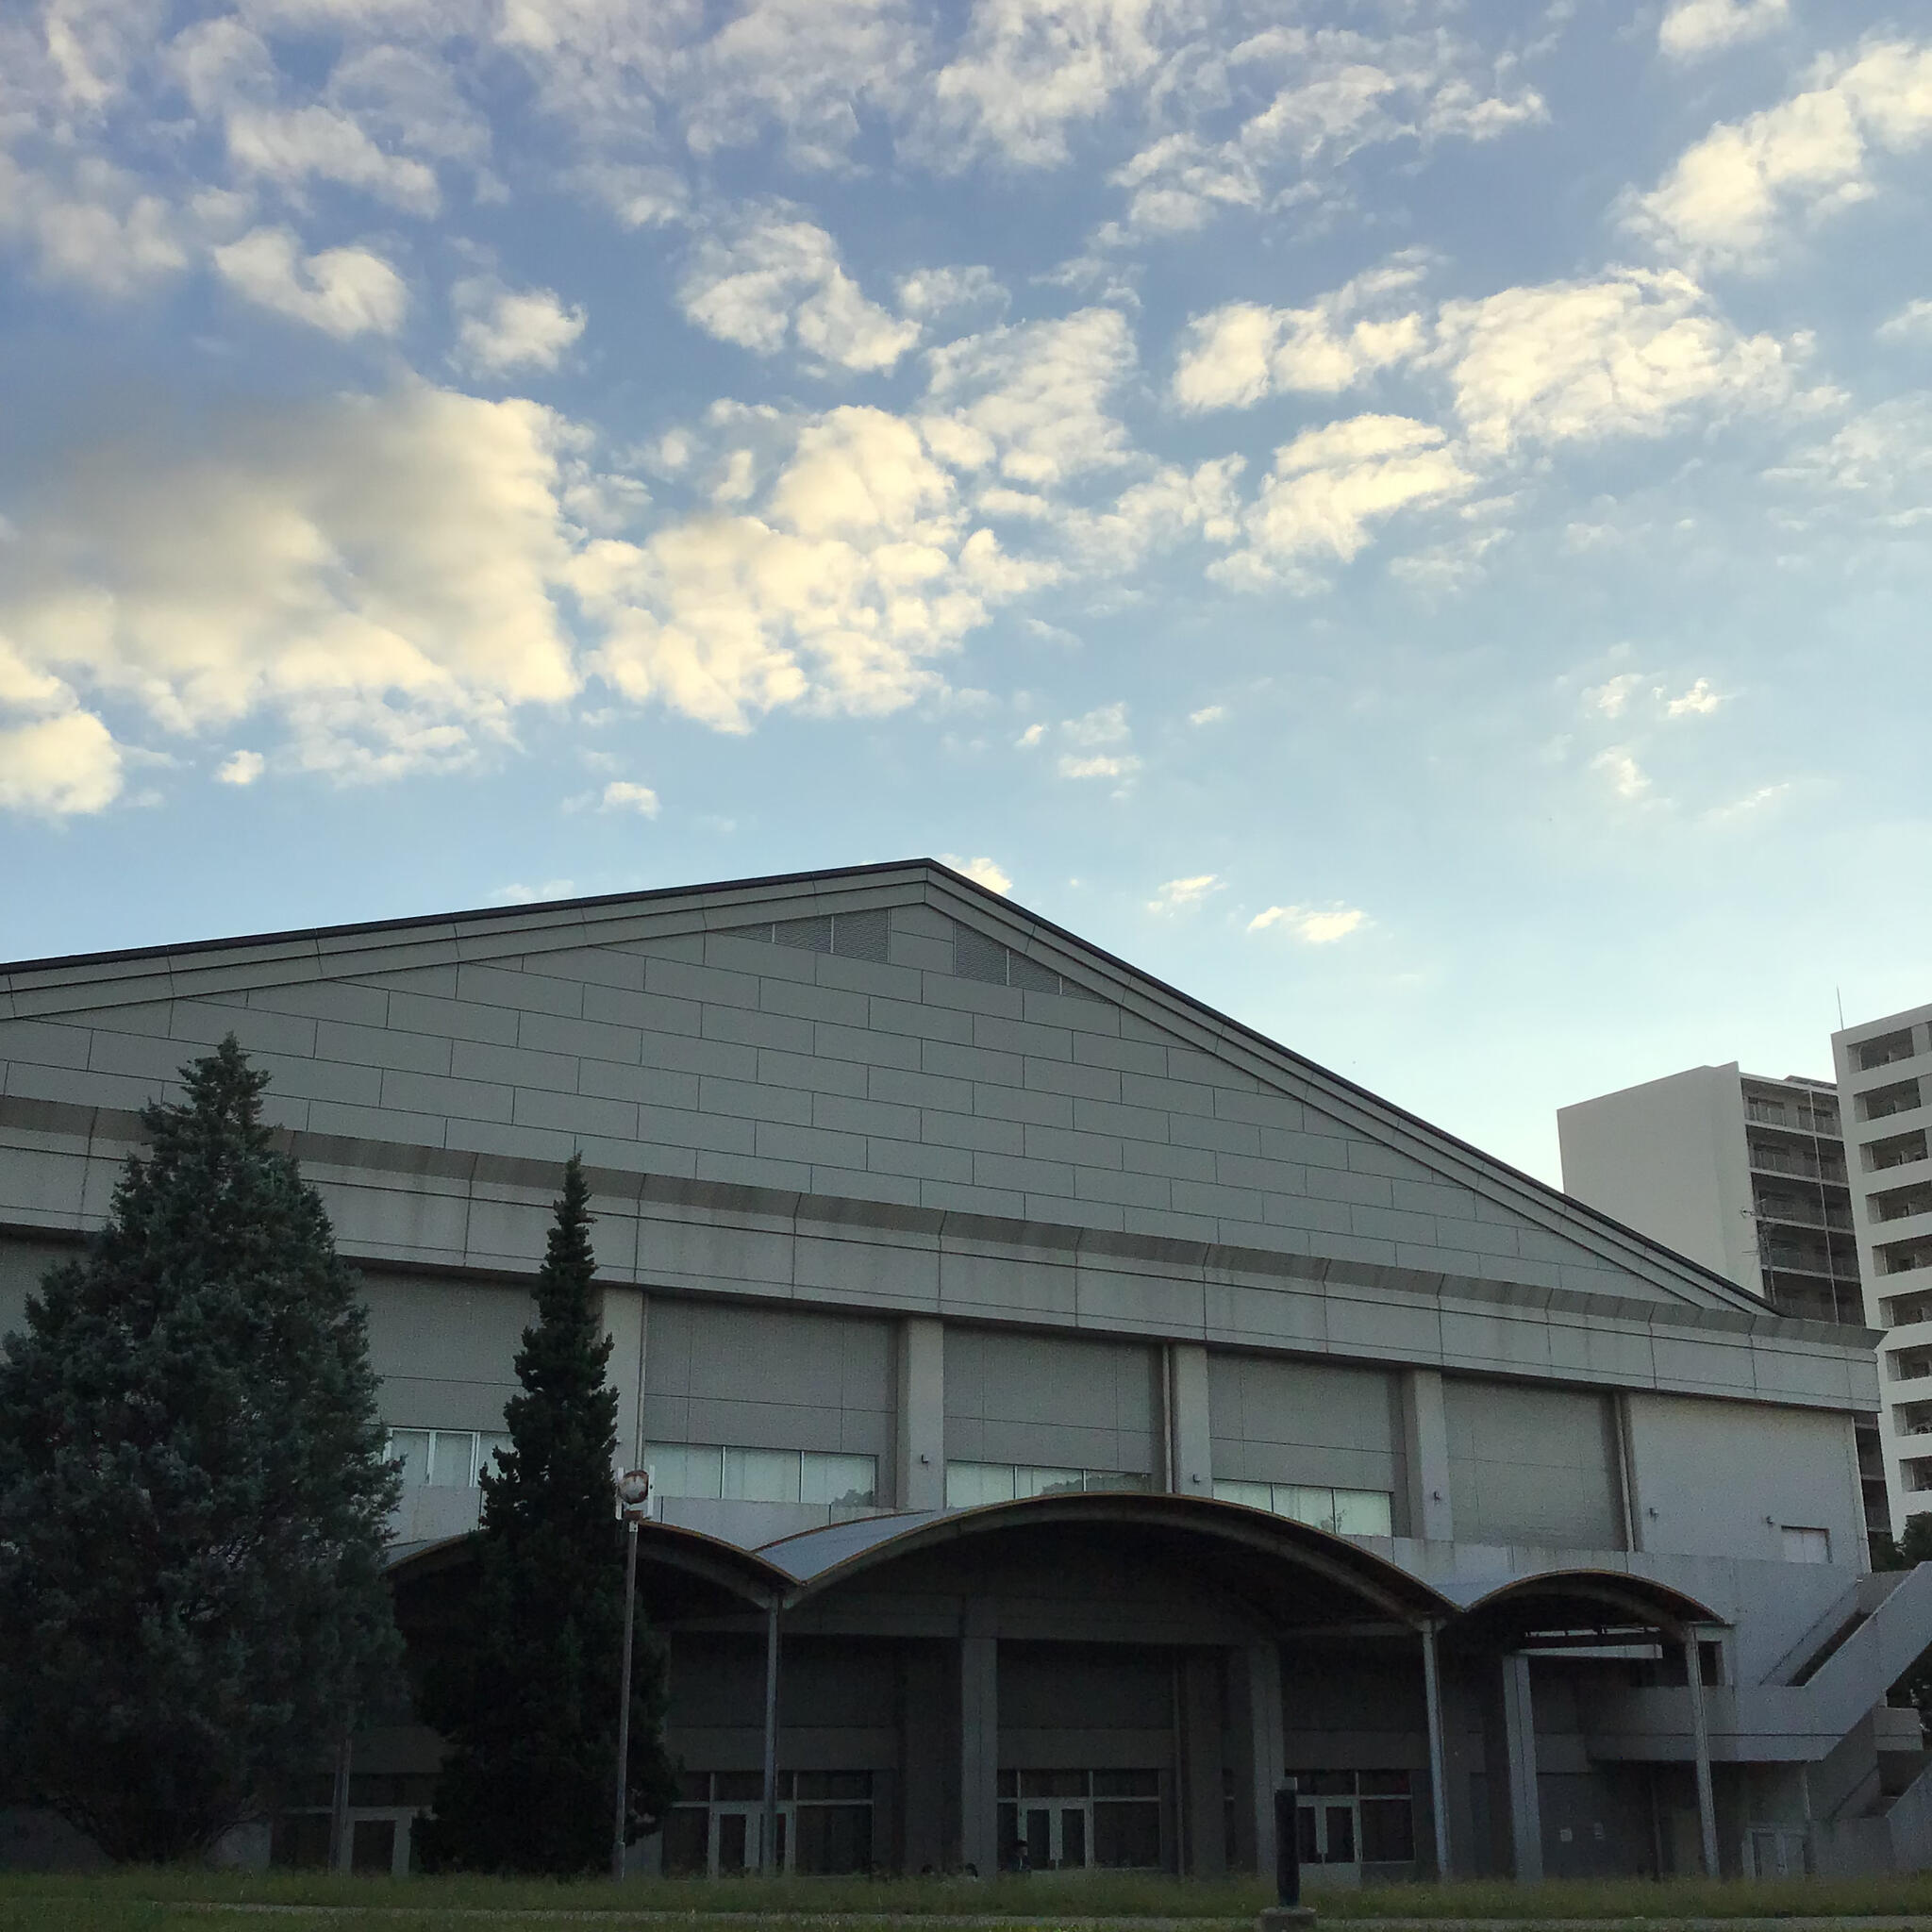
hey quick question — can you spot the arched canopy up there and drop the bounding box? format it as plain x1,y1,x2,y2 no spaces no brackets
386,1520,790,1628
762,1492,1458,1629
1446,1569,1724,1649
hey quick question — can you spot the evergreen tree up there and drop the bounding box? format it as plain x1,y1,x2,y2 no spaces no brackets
416,1155,675,1874
0,1037,400,1860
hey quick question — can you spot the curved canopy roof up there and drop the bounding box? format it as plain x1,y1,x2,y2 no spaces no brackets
762,1492,1457,1626
1446,1568,1722,1645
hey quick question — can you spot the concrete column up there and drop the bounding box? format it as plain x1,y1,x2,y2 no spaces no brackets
1684,1631,1720,1878
1234,1641,1285,1875
1179,1653,1228,1876
1614,1392,1645,1553
899,1643,948,1874
1421,1622,1452,1879
959,1611,998,1875
605,1288,648,1468
1400,1369,1454,1541
897,1316,945,1511
1167,1342,1212,1496
1500,1653,1542,1882
760,1607,781,1875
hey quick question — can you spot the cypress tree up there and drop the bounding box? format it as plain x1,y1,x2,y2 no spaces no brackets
0,1037,400,1860
416,1154,675,1874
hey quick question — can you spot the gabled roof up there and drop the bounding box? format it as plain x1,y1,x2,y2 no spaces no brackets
0,858,1774,1316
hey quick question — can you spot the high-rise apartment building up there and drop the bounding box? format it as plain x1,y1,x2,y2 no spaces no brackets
1558,1065,1885,1539
1832,1003,1932,1538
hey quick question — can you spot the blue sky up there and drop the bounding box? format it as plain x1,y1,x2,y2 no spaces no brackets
4,0,1931,1184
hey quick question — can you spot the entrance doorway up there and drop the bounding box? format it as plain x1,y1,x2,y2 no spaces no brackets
1292,1771,1416,1885
996,1770,1164,1871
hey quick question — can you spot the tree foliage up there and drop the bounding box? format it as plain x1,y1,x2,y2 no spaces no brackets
0,1037,400,1860
415,1154,675,1874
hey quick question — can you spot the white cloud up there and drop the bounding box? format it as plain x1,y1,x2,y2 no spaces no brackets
1148,873,1222,914
1059,751,1139,779
215,748,265,785
491,876,578,904
1172,258,1431,412
1585,673,1642,718
923,308,1136,487
1659,0,1789,61
897,264,1008,323
1592,746,1652,800
1631,42,1932,270
1432,269,1796,455
1189,704,1225,724
0,711,124,816
940,853,1012,893
226,104,441,214
1247,902,1367,942
1015,722,1045,748
0,152,186,296
1046,700,1141,781
454,278,586,374
599,778,659,813
1661,676,1724,715
1879,300,1932,342
679,209,919,373
1775,394,1932,503
213,226,408,338
0,386,582,783
1222,415,1474,580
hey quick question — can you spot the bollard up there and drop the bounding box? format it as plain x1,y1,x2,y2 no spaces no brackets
1257,1777,1315,1932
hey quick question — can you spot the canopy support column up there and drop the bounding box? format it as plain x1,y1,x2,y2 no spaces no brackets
1685,1627,1719,1878
1422,1621,1451,1879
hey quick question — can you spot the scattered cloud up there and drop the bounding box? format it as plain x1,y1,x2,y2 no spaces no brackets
1585,674,1643,718
1661,676,1724,716
1631,42,1932,270
599,779,659,814
213,227,408,338
679,208,920,373
1879,300,1932,342
454,279,586,375
215,749,265,785
0,711,124,816
941,853,1012,892
1658,0,1789,61
1016,723,1046,748
897,264,1008,324
1052,700,1141,781
1591,746,1652,800
1247,902,1367,942
1148,873,1222,913
491,877,578,905
226,104,441,215
1189,705,1226,725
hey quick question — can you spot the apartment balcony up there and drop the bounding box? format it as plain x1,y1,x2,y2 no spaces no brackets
1860,1083,1926,1125
1748,1104,1845,1138
1754,1199,1857,1233
1857,1029,1921,1074
1749,1149,1851,1185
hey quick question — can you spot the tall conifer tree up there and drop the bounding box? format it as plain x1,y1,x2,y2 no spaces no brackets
416,1155,675,1874
0,1037,400,1859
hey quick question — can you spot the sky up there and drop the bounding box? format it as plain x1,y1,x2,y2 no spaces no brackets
3,0,1931,1187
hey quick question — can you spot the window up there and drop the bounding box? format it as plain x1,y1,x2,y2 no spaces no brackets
1860,1032,1918,1072
944,1461,1150,1507
1212,1478,1394,1538
1863,1081,1923,1123
1868,1131,1930,1173
996,1769,1162,1871
387,1428,511,1488
663,1771,874,1877
1292,1771,1414,1867
644,1442,877,1510
1781,1525,1830,1564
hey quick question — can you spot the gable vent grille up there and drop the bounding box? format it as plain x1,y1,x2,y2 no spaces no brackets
723,908,890,963
953,921,1105,1002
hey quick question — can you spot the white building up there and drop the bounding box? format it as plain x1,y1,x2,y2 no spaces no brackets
4,863,1930,1880
1833,1005,1932,1540
1558,1067,1886,1543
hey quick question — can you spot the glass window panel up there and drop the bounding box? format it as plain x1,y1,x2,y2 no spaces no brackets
714,1770,764,1801
723,1447,800,1503
476,1433,513,1478
1093,1769,1160,1797
661,1808,708,1877
1213,1479,1272,1509
1361,1796,1416,1862
801,1452,877,1507
389,1429,431,1487
1015,1465,1083,1499
427,1431,475,1487
1093,1800,1162,1869
1304,1771,1354,1795
1082,1470,1149,1492
1295,1804,1320,1863
1275,1485,1340,1532
1359,1770,1409,1796
946,1461,1016,1508
791,1801,873,1875
716,1812,751,1874
1027,1769,1086,1798
793,1770,871,1800
647,1442,722,1500
1060,1806,1087,1868
1324,1804,1356,1864
1332,1489,1394,1538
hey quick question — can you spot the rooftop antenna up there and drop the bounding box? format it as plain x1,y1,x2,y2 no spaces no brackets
1837,985,1845,1030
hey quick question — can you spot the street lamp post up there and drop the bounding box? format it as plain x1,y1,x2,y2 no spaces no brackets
611,1468,653,1882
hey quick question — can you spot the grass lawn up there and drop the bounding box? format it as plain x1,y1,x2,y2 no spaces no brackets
14,1870,1932,1932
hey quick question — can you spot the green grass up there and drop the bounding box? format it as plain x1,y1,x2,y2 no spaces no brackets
16,1868,1932,1931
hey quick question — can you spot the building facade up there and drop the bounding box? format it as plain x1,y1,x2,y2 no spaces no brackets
1833,1004,1932,1540
3,863,1929,1883
1557,1067,1886,1541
